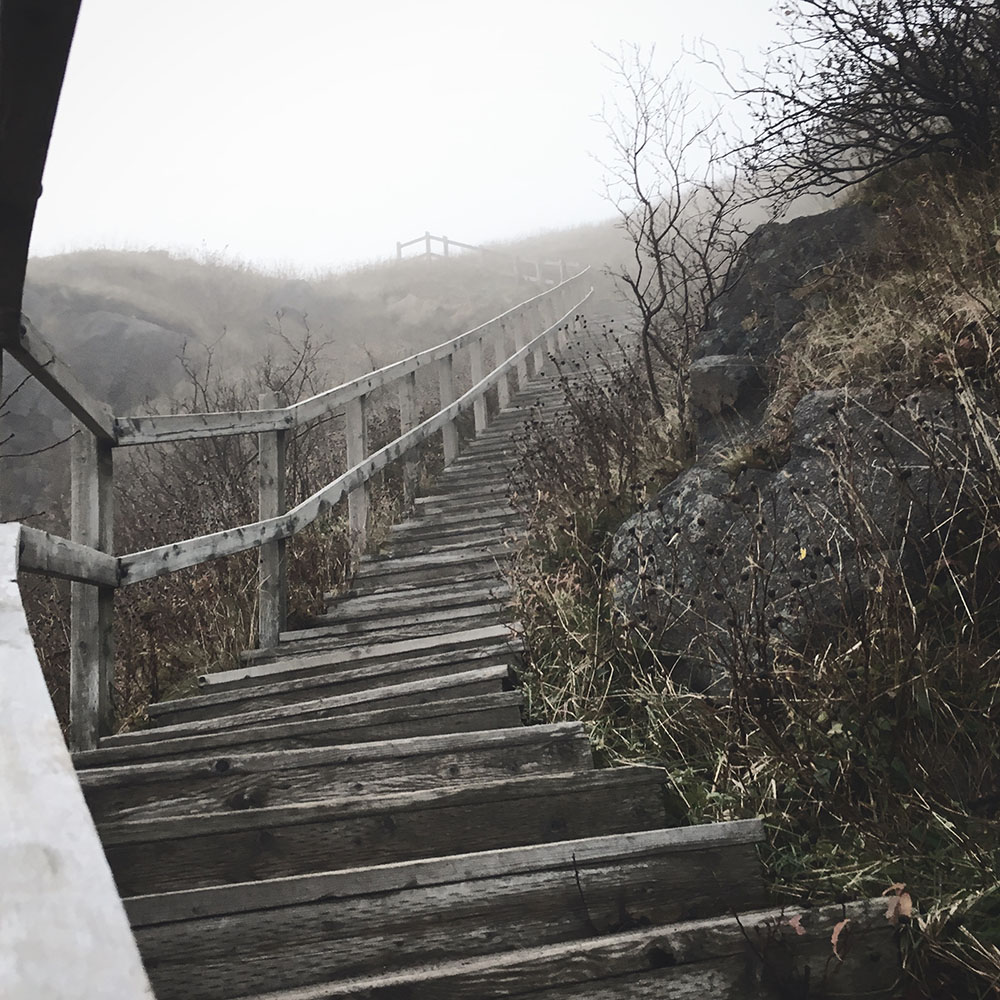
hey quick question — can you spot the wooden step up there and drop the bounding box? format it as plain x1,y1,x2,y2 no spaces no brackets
341,564,510,598
387,507,518,535
108,665,514,745
234,898,896,1000
381,531,518,559
75,691,525,766
81,723,593,824
126,820,767,1000
101,767,670,895
285,598,508,641
148,646,520,727
315,581,510,623
233,622,521,675
278,602,509,647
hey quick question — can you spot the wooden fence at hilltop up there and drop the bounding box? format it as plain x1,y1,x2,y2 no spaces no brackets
396,231,579,285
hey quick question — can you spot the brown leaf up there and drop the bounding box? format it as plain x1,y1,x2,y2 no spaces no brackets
787,913,806,936
831,918,851,960
883,883,913,925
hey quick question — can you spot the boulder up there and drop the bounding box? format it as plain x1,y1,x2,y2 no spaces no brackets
611,388,970,691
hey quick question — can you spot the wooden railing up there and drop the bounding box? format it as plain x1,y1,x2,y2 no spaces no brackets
395,231,580,285
2,269,593,750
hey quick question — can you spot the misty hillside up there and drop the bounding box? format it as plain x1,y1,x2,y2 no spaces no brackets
3,218,627,520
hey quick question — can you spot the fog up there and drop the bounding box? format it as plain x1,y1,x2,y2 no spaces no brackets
29,0,778,273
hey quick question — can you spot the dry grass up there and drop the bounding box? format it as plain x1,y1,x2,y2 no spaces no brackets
507,163,1000,998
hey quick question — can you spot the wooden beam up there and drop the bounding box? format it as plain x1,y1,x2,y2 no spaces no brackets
16,524,118,586
3,316,116,441
437,354,459,465
469,336,487,435
345,393,369,551
69,424,115,750
0,524,152,998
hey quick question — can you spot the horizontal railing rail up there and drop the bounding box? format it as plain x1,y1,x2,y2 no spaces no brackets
5,268,593,749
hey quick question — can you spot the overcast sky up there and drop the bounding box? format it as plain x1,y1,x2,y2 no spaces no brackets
30,0,780,273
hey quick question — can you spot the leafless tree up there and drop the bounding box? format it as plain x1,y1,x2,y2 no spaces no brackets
728,0,1000,203
600,46,753,453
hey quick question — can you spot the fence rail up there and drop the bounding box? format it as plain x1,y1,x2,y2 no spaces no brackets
4,268,593,749
395,231,580,285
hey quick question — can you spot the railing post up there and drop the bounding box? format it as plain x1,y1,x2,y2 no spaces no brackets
532,299,548,376
513,256,521,280
424,231,432,259
397,370,419,503
396,241,402,260
346,393,369,552
442,235,450,258
70,422,114,751
257,391,287,649
514,311,529,390
437,353,459,465
470,335,487,435
494,322,511,410
559,259,568,281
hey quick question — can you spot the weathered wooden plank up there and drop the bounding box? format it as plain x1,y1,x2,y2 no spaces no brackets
102,768,670,894
239,899,894,1000
315,581,511,623
115,665,514,743
5,315,116,440
148,646,519,726
115,406,296,446
76,691,525,766
127,820,764,923
345,565,508,598
232,622,519,675
437,352,460,464
279,601,509,644
398,369,418,503
81,723,591,822
0,524,152,998
16,524,118,586
128,825,766,1000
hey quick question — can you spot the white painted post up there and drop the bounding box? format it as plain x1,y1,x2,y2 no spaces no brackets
470,336,487,435
398,370,419,503
346,394,369,552
69,422,114,751
424,231,432,258
442,235,450,258
438,353,459,465
396,241,403,260
514,311,529,390
493,323,511,410
258,391,287,649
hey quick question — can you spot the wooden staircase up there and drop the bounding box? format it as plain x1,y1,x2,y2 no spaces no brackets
71,329,898,998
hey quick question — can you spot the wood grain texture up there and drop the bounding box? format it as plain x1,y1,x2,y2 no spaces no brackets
76,692,525,766
131,838,765,999
82,722,592,822
243,900,895,1000
103,768,669,894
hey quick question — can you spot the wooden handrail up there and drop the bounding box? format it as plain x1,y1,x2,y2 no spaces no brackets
0,524,152,996
5,273,593,747
118,288,591,584
114,268,590,446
